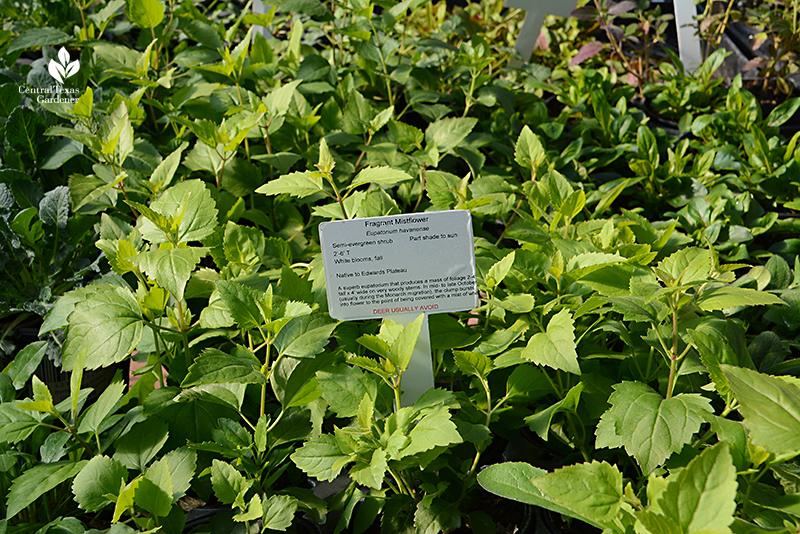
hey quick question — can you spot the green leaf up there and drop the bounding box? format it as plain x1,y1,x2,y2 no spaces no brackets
350,449,388,490
559,189,585,219
696,287,785,313
72,88,93,118
474,319,528,356
7,27,71,54
97,239,139,275
255,172,324,198
415,499,460,534
453,351,492,379
113,418,169,472
274,314,337,358
112,478,139,523
0,83,22,119
477,462,596,526
486,251,515,288
317,366,375,418
425,171,462,210
532,461,623,524
77,374,126,434
163,447,196,501
342,90,377,135
250,415,267,456
349,166,413,189
6,461,87,519
182,347,265,386
525,383,584,439
62,285,143,371
133,247,208,301
402,406,462,457
136,457,173,517
39,186,70,229
723,365,800,458
138,180,218,244
234,494,263,522
657,248,711,285
223,221,265,268
595,382,712,473
215,280,267,330
72,455,128,512
150,142,186,190
425,117,477,153
767,97,800,128
688,329,736,402
6,108,46,161
211,459,252,506
126,0,165,28
262,494,297,531
4,341,47,390
389,314,425,371
639,443,737,534
515,125,546,170
290,434,347,482
496,294,535,313
522,309,580,374
505,364,550,400
0,404,42,443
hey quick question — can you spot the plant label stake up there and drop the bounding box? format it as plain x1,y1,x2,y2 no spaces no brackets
252,0,274,38
506,0,702,72
504,0,578,65
320,210,479,406
673,0,703,72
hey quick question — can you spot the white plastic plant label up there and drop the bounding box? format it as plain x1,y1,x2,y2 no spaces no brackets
319,210,479,321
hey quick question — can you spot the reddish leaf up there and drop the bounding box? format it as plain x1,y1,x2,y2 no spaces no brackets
569,41,604,66
571,6,598,20
608,0,637,15
627,72,638,86
607,24,624,43
743,57,766,71
535,30,549,51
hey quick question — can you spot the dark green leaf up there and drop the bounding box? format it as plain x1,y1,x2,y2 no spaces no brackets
113,418,169,472
182,347,266,386
62,285,143,371
7,461,87,519
274,314,337,358
4,341,47,390
72,455,128,512
125,0,166,28
7,28,71,53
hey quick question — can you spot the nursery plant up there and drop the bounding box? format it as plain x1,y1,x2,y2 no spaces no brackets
1,0,800,534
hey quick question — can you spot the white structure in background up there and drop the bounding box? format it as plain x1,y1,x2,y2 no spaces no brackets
673,0,703,71
504,0,577,67
253,0,273,38
504,0,703,72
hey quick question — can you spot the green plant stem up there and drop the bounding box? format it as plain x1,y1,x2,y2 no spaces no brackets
742,465,768,518
388,467,413,497
176,299,191,368
151,325,166,388
41,423,94,457
666,304,679,399
393,375,403,411
482,294,494,337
